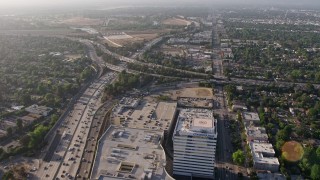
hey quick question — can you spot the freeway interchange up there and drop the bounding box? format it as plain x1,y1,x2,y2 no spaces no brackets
25,33,319,180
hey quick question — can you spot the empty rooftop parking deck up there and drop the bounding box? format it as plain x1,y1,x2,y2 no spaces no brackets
91,126,173,180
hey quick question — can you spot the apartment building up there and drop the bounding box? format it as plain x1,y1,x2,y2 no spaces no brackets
250,142,280,172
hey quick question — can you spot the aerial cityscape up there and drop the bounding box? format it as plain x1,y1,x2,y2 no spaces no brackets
0,0,320,180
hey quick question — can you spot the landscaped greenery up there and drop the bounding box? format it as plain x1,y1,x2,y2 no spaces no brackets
232,149,245,165
103,70,153,99
0,35,94,113
224,82,320,178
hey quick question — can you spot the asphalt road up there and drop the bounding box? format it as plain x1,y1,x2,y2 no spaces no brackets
77,101,115,179
29,72,116,180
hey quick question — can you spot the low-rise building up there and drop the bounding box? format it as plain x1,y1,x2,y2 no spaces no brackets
167,38,190,44
25,104,52,116
19,113,42,125
221,48,233,58
246,126,269,143
257,172,285,180
242,112,260,127
91,126,173,180
232,101,247,112
250,142,280,172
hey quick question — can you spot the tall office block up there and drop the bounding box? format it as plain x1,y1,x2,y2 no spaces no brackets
173,108,217,179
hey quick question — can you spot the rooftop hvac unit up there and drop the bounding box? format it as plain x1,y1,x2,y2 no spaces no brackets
111,153,119,157
112,148,121,153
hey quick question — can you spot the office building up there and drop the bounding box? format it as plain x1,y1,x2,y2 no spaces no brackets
173,108,217,179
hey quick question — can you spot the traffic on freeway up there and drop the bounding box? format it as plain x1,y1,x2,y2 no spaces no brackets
30,72,117,180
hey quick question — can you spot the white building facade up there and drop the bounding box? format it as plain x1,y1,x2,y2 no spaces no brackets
173,109,217,179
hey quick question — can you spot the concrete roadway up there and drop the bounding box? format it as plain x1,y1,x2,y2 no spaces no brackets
95,42,209,78
30,72,116,180
77,101,114,179
55,73,116,180
214,85,236,179
213,85,249,180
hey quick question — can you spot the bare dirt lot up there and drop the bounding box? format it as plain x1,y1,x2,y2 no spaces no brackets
112,33,158,45
162,18,192,26
65,54,82,62
172,88,213,99
102,29,170,47
162,45,186,56
281,141,304,162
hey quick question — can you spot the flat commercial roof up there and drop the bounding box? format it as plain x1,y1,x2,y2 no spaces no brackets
91,126,172,180
174,108,217,137
111,99,177,131
193,118,214,128
243,112,260,122
250,142,279,165
246,126,268,140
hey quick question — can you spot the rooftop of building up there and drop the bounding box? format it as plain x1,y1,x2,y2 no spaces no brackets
91,126,172,180
174,108,217,137
111,99,177,131
25,104,52,116
242,112,260,122
257,172,285,180
246,126,269,141
178,97,213,108
19,113,42,123
250,142,279,165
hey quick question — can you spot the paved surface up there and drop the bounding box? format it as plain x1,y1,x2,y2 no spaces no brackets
29,72,117,180
211,20,248,179
77,101,115,179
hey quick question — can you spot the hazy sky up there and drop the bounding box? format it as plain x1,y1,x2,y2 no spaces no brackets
1,0,320,9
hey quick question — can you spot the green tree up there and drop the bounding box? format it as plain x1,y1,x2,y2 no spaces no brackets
45,93,55,102
20,93,31,105
316,146,320,159
28,125,49,149
290,70,302,80
2,170,14,180
19,135,31,147
16,119,23,130
6,127,13,136
232,149,245,165
311,164,320,180
237,111,243,122
50,114,59,127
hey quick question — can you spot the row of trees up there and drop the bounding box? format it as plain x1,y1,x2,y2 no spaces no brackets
0,113,59,162
127,62,208,79
104,70,153,98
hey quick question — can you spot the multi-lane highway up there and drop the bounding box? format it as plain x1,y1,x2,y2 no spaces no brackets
92,36,320,89
31,72,116,180
25,37,120,180
77,100,115,179
94,41,209,78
